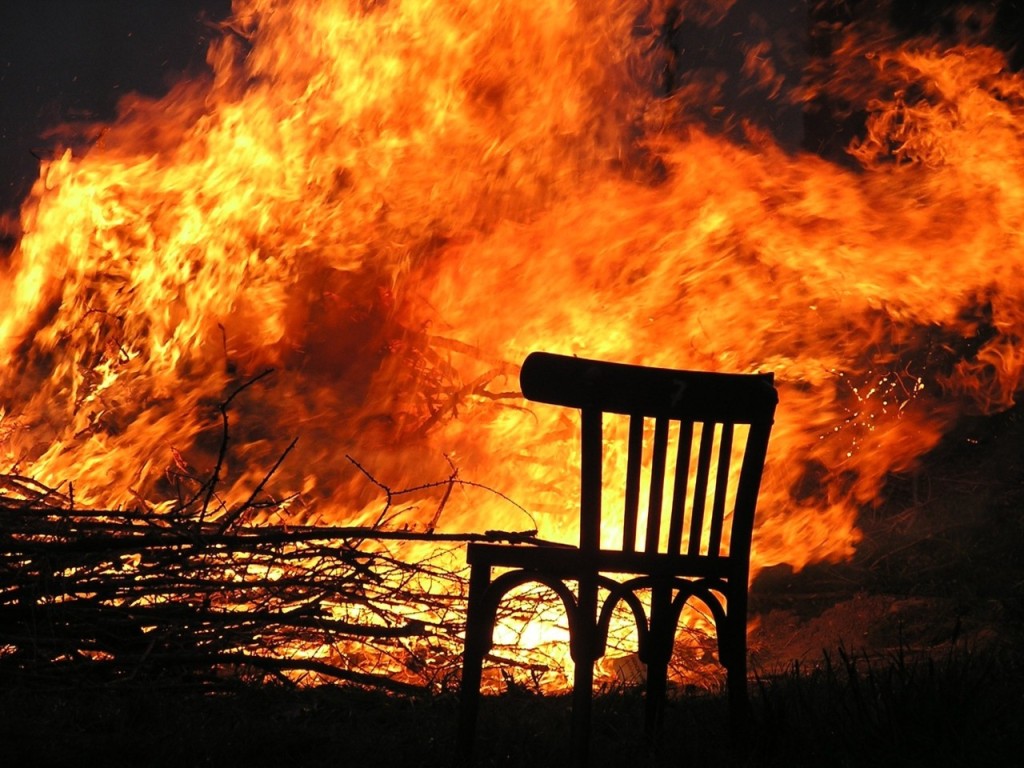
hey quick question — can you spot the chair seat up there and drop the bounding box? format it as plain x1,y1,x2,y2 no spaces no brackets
466,541,732,580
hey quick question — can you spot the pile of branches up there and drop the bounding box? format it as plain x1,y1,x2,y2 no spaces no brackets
0,471,542,693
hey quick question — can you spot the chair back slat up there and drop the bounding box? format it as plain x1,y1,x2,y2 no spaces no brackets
706,423,734,557
643,417,670,554
686,425,715,555
622,416,644,552
580,408,604,553
666,421,693,553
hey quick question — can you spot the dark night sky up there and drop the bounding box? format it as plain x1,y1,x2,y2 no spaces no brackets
0,0,232,217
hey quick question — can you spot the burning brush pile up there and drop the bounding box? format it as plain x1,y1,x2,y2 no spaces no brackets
0,411,529,691
3,0,1024,692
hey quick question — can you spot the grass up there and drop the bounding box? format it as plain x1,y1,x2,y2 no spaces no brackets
750,641,1023,768
2,637,1021,767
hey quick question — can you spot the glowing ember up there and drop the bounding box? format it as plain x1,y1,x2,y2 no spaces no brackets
2,1,1023,687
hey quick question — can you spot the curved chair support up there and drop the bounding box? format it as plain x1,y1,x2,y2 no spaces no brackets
667,582,731,664
591,574,738,691
594,576,731,664
668,581,729,630
595,576,651,658
472,569,582,656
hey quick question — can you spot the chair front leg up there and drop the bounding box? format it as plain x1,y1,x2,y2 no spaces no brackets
457,563,492,766
570,575,600,768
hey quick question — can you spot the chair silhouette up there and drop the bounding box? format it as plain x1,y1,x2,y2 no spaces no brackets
457,351,777,766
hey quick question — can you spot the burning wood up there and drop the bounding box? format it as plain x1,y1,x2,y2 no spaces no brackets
0,469,549,691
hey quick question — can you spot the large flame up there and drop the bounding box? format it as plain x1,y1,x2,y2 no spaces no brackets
2,0,1023,606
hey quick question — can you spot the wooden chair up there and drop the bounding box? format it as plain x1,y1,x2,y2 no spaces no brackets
457,352,778,766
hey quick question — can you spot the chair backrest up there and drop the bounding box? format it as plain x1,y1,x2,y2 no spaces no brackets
519,352,777,571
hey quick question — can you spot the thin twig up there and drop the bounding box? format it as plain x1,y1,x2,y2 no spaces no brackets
198,368,275,519
215,437,299,535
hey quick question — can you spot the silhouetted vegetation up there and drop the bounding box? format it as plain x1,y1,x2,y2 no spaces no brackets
1,636,1020,767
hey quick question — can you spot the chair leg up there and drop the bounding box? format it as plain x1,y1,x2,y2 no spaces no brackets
723,622,750,743
644,583,673,737
571,650,594,768
457,565,491,767
727,651,749,737
644,652,670,738
570,576,599,768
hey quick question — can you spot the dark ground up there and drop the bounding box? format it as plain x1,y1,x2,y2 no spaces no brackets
1,633,1019,767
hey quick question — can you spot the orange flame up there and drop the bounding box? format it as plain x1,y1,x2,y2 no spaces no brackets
2,1,1023,650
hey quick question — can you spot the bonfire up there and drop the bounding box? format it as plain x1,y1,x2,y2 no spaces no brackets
1,0,1023,694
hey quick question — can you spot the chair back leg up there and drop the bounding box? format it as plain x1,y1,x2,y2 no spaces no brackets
720,610,750,750
727,653,750,734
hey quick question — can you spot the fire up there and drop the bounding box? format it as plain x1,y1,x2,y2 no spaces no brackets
2,1,1024,687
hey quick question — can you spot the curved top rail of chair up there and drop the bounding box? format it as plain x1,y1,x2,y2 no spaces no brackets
520,351,778,423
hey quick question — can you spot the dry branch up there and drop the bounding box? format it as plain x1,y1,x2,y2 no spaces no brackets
0,471,558,693
0,479,697,695
0,370,565,693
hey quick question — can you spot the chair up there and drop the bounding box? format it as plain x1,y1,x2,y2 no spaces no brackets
457,351,777,766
